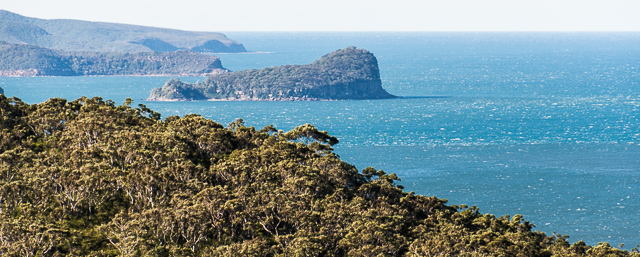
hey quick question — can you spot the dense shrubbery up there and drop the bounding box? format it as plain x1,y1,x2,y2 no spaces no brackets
0,41,225,76
149,47,396,101
0,95,638,256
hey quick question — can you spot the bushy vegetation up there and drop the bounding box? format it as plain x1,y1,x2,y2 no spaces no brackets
0,95,637,256
0,41,225,76
149,47,396,101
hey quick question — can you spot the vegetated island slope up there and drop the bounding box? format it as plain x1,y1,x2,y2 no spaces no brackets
149,47,397,101
0,41,226,76
0,10,246,53
1,95,637,256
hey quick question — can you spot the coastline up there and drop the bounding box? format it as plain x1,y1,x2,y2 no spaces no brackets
0,69,228,78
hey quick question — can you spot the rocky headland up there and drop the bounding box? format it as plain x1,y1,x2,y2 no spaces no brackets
149,47,396,101
0,41,227,76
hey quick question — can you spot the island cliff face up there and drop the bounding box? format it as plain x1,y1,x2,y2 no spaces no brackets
0,41,227,76
0,10,246,53
0,86,3,95
149,47,396,101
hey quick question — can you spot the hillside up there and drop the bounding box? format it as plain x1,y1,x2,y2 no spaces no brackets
0,95,636,256
0,41,226,76
0,10,246,53
149,47,396,101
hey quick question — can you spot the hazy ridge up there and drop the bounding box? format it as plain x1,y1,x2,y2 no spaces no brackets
0,10,246,53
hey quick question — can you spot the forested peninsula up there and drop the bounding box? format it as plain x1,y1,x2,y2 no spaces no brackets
0,10,246,53
0,95,637,256
0,41,226,76
149,47,396,101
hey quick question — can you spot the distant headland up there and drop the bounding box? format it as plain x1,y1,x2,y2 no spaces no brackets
148,47,397,101
0,10,246,53
0,41,227,76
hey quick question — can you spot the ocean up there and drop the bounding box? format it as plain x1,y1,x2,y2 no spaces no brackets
2,32,639,248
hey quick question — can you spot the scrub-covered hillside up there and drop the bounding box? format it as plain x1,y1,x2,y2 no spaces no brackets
0,95,636,256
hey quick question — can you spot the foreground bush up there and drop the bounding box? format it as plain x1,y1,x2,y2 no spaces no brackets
0,95,637,256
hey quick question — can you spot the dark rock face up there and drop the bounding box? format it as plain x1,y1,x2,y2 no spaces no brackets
149,47,396,101
0,86,4,95
149,79,208,101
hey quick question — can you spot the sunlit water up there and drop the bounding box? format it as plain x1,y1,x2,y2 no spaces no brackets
2,32,639,248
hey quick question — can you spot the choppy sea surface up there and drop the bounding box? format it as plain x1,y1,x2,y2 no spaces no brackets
2,32,639,248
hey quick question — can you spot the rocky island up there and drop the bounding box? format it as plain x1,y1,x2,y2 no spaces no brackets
149,47,396,101
0,10,246,53
0,86,3,95
0,41,226,76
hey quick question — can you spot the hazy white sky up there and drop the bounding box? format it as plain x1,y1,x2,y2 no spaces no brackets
3,0,640,32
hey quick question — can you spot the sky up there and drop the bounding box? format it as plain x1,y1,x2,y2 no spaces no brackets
2,0,640,32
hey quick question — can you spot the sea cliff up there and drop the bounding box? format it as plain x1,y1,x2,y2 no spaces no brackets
149,47,396,101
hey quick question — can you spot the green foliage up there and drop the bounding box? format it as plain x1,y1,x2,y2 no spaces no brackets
0,41,226,76
149,47,397,101
0,94,637,256
283,123,339,146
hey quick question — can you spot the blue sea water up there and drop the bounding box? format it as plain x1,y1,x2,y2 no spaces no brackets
2,32,639,248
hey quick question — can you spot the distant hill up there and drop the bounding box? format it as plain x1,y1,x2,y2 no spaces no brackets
0,86,3,95
0,10,246,53
149,47,397,101
0,41,227,76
